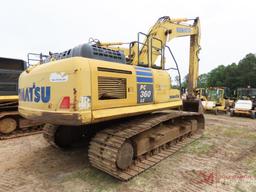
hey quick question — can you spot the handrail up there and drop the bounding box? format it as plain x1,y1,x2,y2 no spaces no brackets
165,46,181,90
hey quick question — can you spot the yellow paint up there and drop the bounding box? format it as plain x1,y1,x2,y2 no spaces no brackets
92,101,182,123
19,56,182,124
100,17,201,97
234,110,251,115
18,17,201,126
0,96,18,102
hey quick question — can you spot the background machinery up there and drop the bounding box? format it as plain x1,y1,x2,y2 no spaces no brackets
0,57,42,139
19,16,204,180
195,88,207,101
230,87,256,119
201,87,233,114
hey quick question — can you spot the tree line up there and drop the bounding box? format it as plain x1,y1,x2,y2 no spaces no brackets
182,53,256,92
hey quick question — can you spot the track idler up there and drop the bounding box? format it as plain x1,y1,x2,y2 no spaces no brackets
0,117,17,134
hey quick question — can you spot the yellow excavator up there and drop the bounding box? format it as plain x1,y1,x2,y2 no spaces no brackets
0,57,42,139
19,16,204,180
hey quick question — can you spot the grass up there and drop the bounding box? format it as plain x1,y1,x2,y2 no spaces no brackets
62,168,121,192
235,184,248,192
220,126,256,140
60,115,256,192
243,156,256,177
182,137,215,155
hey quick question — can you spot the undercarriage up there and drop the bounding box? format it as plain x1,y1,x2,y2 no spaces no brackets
43,110,204,180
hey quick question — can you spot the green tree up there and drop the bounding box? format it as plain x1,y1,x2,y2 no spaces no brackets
197,74,208,88
181,53,256,94
207,65,226,87
181,74,188,88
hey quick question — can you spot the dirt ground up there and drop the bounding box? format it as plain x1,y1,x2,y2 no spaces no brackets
1,114,256,192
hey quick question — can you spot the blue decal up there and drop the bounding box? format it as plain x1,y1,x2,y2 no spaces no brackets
136,77,153,83
25,89,29,101
176,28,192,33
136,71,153,77
41,87,51,103
29,87,33,101
135,66,154,103
135,66,151,71
19,83,51,103
34,87,40,102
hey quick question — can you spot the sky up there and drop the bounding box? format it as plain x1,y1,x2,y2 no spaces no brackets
0,0,255,80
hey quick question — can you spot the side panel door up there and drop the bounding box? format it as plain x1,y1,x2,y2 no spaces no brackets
90,60,136,110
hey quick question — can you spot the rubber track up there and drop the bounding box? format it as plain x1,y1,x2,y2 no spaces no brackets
88,111,204,181
0,126,42,140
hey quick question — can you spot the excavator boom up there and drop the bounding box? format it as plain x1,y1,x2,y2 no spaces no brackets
99,17,201,99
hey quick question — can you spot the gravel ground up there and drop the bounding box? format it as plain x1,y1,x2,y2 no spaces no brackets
0,114,256,192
